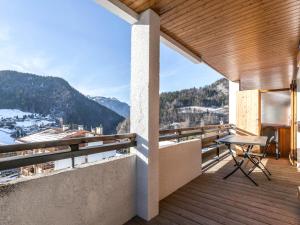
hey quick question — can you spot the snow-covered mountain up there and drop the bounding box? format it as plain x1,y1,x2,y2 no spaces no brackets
177,106,228,114
89,96,130,118
0,109,32,119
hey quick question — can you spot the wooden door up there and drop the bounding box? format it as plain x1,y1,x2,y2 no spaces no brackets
236,90,261,135
278,127,291,158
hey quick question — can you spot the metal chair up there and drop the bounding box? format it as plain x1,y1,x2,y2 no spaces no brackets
262,126,279,159
247,136,274,180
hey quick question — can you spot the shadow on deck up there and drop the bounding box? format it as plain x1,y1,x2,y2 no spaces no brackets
126,156,300,225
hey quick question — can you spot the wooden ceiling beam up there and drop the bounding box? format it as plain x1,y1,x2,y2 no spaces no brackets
95,0,139,24
160,32,201,64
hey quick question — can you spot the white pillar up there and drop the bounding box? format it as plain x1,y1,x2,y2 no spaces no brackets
229,80,240,125
130,9,160,220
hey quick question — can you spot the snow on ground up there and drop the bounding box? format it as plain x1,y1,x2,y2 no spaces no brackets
54,151,118,171
0,173,19,183
0,109,32,119
16,119,53,127
178,106,228,114
0,109,55,145
0,130,15,145
0,128,13,133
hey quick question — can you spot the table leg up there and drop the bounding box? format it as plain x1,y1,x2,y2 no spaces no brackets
246,154,271,181
275,129,280,160
223,144,258,186
223,160,243,179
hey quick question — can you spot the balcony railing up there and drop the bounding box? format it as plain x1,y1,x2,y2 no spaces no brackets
0,124,232,173
159,124,232,168
0,133,137,171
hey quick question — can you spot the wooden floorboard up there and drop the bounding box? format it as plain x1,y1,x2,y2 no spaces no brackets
125,157,300,225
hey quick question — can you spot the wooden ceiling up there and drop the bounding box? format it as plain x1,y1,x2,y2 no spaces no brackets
120,0,300,90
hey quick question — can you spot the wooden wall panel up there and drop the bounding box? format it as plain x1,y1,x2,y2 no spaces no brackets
236,90,261,135
279,127,291,158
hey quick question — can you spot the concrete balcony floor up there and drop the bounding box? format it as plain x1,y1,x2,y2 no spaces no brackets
126,156,300,225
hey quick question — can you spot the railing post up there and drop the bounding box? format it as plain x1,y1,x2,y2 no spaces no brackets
177,130,181,143
70,144,79,168
216,134,220,161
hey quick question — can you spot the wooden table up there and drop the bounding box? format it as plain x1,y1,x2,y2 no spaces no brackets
217,135,268,186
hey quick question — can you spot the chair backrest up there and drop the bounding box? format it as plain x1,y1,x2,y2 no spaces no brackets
262,126,276,141
263,136,275,156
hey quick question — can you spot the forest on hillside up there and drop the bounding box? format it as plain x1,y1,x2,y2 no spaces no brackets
117,78,229,133
160,78,229,128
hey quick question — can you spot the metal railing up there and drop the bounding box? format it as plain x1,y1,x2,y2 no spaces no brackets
159,124,231,140
0,124,233,172
159,124,233,169
0,133,136,171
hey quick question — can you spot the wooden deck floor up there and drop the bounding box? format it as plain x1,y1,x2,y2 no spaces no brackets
125,156,300,225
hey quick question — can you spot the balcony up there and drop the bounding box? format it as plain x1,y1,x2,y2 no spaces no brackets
0,125,227,224
1,1,300,225
1,125,299,225
127,157,300,225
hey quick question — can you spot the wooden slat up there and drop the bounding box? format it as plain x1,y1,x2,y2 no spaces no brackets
236,90,261,135
125,157,300,225
0,133,136,153
163,0,298,33
0,141,136,171
120,0,300,90
278,127,291,158
159,124,230,135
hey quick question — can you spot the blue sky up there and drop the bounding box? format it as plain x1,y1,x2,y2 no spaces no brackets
0,0,222,103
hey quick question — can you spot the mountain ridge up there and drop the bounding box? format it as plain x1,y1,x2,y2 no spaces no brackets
0,70,124,134
89,96,130,118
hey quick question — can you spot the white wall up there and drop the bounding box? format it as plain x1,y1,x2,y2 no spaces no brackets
0,155,136,225
229,80,240,125
159,139,202,200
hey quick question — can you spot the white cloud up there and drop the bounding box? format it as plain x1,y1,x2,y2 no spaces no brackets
0,26,130,102
0,23,72,77
14,56,51,74
77,84,129,96
0,44,71,77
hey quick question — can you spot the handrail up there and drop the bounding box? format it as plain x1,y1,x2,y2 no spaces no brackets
0,133,136,153
0,133,137,171
159,124,231,135
159,124,233,170
0,141,135,171
159,124,232,142
0,125,233,172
